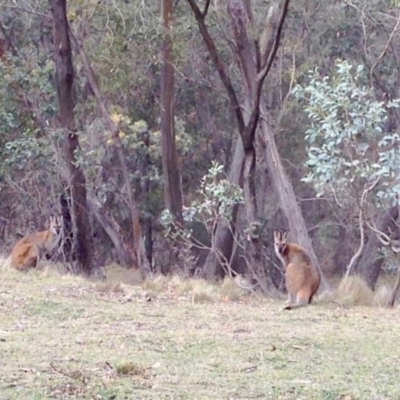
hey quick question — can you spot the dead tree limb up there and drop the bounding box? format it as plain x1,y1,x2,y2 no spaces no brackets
345,177,381,278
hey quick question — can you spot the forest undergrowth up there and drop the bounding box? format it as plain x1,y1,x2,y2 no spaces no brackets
0,258,400,400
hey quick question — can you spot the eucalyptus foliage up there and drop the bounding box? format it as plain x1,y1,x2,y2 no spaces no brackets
161,161,244,240
293,60,400,205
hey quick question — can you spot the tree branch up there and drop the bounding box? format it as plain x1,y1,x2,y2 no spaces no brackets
369,10,400,87
245,0,291,150
186,0,245,135
203,0,211,18
258,0,290,83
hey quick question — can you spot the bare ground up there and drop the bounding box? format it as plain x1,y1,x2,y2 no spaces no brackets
1,264,400,400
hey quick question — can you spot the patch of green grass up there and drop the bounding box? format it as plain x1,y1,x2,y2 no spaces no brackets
1,266,400,399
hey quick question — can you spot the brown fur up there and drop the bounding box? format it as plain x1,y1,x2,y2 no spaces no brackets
10,216,63,271
274,231,321,310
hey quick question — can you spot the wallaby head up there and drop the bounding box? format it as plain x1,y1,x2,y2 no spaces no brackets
274,230,288,255
48,215,63,236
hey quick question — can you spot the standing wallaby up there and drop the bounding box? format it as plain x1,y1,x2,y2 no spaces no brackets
274,231,320,310
10,216,63,271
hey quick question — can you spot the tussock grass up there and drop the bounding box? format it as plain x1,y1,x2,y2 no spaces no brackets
95,280,126,294
335,275,374,306
372,283,393,307
104,264,143,286
191,279,218,303
0,254,12,270
220,276,250,301
142,274,252,303
41,262,69,277
115,361,149,378
333,275,398,308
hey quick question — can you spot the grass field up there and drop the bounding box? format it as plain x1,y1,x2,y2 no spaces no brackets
1,263,400,400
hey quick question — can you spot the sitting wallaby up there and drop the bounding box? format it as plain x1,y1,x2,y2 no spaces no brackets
274,231,320,310
10,216,63,271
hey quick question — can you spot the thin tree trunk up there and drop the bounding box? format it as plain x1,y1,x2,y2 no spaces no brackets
202,135,245,280
355,206,399,289
50,0,93,275
161,0,183,222
332,225,353,276
142,129,153,269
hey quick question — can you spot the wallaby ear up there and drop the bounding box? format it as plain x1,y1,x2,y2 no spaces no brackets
273,231,281,240
282,231,289,241
47,216,54,227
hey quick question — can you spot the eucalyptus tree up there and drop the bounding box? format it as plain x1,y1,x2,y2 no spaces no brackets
185,0,327,290
49,0,94,274
294,60,400,288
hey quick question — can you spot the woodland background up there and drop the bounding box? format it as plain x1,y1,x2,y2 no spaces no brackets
1,0,400,294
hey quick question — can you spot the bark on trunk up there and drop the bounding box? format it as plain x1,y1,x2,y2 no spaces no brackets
50,0,93,275
88,195,135,267
332,225,353,276
259,115,326,289
142,130,154,269
60,193,73,262
201,137,244,279
355,206,399,289
161,0,183,222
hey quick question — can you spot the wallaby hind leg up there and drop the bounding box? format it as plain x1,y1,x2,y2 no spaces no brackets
284,299,308,310
284,292,297,309
23,246,40,270
283,290,310,311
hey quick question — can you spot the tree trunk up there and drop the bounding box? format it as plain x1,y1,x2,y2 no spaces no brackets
142,129,154,269
202,136,244,280
161,0,183,222
259,115,327,289
50,0,93,275
59,193,73,262
88,195,135,267
355,206,399,289
226,0,309,290
226,1,272,289
188,0,290,290
242,147,271,289
332,225,353,276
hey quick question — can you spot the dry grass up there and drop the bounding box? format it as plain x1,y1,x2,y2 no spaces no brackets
333,275,395,308
2,261,400,399
335,275,374,306
141,274,252,303
372,283,393,307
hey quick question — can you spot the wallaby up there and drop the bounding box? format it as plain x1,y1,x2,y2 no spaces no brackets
274,231,321,310
10,216,63,271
